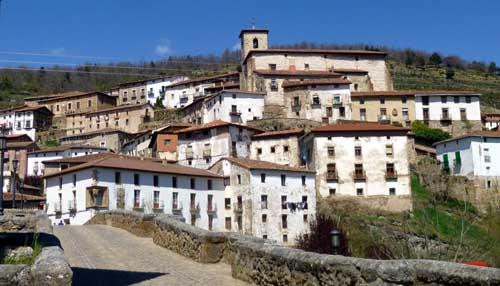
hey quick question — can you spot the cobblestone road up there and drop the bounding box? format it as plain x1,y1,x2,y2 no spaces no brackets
54,225,250,286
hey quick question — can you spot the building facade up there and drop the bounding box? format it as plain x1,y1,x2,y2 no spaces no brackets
302,122,411,204
115,76,187,106
176,120,262,169
83,103,154,134
43,154,225,229
60,129,133,152
209,157,316,245
0,105,53,141
37,91,116,118
250,128,304,167
482,114,500,130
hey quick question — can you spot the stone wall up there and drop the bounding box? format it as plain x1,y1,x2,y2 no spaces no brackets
247,117,322,132
0,210,72,286
325,195,413,213
89,210,500,286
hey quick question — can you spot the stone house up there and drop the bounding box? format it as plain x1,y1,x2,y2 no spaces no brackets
43,154,225,229
301,122,412,211
0,105,53,141
3,134,39,192
482,113,500,130
250,128,304,167
282,78,352,123
121,129,154,158
83,103,154,134
209,157,316,245
36,91,116,119
162,72,239,109
60,129,134,153
175,120,263,169
351,91,416,128
182,90,265,125
414,91,481,136
27,145,110,176
239,28,393,107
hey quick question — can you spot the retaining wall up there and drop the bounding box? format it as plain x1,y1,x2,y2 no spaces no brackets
88,210,500,286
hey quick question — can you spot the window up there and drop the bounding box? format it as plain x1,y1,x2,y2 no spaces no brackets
164,139,171,146
253,38,259,48
261,173,266,183
389,188,396,196
172,177,177,188
271,146,275,153
329,188,336,196
312,96,320,105
262,214,267,223
190,178,196,189
191,215,196,226
302,196,308,209
225,198,231,210
423,108,430,120
326,107,333,117
207,179,212,190
301,175,306,186
281,174,286,186
402,96,407,104
327,163,337,179
454,96,460,103
360,109,366,121
460,108,467,121
269,64,277,70
237,174,241,184
328,146,335,157
172,192,178,209
422,96,429,106
354,164,364,178
134,190,141,208
466,96,472,103
134,174,140,185
386,145,394,157
386,163,395,175
282,215,288,229
283,234,288,243
304,63,310,70
68,103,72,110
355,146,362,157
72,174,77,187
442,108,450,119
261,195,268,209
88,100,92,107
339,107,345,118
270,79,278,91
441,96,447,103
257,148,262,155
225,217,232,230
284,145,289,152
153,175,159,187
402,108,409,121
153,191,160,209
360,97,365,105
356,188,364,196
354,83,359,91
281,196,287,209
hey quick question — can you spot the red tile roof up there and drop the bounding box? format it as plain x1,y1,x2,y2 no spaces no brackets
37,91,115,103
204,89,265,102
42,153,115,164
352,90,480,97
311,122,410,133
252,128,304,139
3,192,45,202
174,120,263,134
43,154,222,179
282,78,351,88
219,157,315,173
29,145,110,155
167,72,239,88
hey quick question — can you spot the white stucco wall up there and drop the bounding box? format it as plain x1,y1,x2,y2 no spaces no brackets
27,148,109,176
44,167,225,230
204,91,264,124
415,94,481,121
145,76,187,105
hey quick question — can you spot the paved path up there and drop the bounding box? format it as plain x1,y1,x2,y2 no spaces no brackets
54,225,250,286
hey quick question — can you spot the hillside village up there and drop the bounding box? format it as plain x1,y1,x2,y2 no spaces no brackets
1,27,499,250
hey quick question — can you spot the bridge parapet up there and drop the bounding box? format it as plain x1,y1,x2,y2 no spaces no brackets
88,210,500,286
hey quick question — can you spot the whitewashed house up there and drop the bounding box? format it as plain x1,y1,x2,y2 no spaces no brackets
43,154,225,229
176,120,262,169
183,90,265,125
414,91,481,136
302,122,412,210
482,114,500,130
209,157,316,245
0,105,53,141
434,131,500,189
250,128,304,167
27,145,110,176
145,76,187,105
121,129,154,157
163,72,239,109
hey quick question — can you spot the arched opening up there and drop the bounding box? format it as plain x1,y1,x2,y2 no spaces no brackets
253,38,259,48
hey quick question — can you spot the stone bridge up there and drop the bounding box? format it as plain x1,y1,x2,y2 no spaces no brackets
54,225,248,286
58,211,500,286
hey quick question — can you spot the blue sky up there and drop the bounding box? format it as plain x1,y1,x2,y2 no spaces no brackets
0,0,498,66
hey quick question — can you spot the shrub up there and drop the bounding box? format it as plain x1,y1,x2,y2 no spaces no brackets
411,121,451,145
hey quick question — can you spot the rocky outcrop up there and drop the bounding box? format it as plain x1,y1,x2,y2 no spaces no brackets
89,210,500,286
0,211,72,286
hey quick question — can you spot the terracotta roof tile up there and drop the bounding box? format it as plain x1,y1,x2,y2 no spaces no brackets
282,78,351,88
29,145,110,155
175,120,263,134
167,72,239,88
42,153,115,164
219,157,315,173
311,122,410,133
37,91,114,103
43,154,222,179
252,128,304,139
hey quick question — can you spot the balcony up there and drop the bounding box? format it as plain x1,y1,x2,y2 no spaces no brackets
54,202,62,218
326,172,338,181
68,200,76,216
172,202,183,215
233,202,243,213
148,91,155,98
333,99,343,106
153,200,164,213
353,171,366,181
229,111,242,117
378,114,391,124
203,149,211,158
180,96,189,104
311,101,321,109
440,114,452,121
207,203,217,214
190,203,200,214
385,170,398,180
186,150,194,159
133,200,144,212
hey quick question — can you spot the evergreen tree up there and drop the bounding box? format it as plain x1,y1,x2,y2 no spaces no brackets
488,62,497,74
429,52,442,66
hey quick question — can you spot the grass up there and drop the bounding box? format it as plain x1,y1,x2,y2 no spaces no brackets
1,233,42,265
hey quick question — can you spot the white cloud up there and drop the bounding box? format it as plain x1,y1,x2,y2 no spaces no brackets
232,42,241,51
49,48,66,56
155,44,171,56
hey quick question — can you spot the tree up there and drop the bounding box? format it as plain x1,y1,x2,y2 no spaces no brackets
443,56,465,69
488,62,497,74
429,52,442,66
296,215,350,255
445,68,455,80
411,120,451,145
153,96,165,109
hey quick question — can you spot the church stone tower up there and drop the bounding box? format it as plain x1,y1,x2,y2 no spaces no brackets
239,28,269,61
